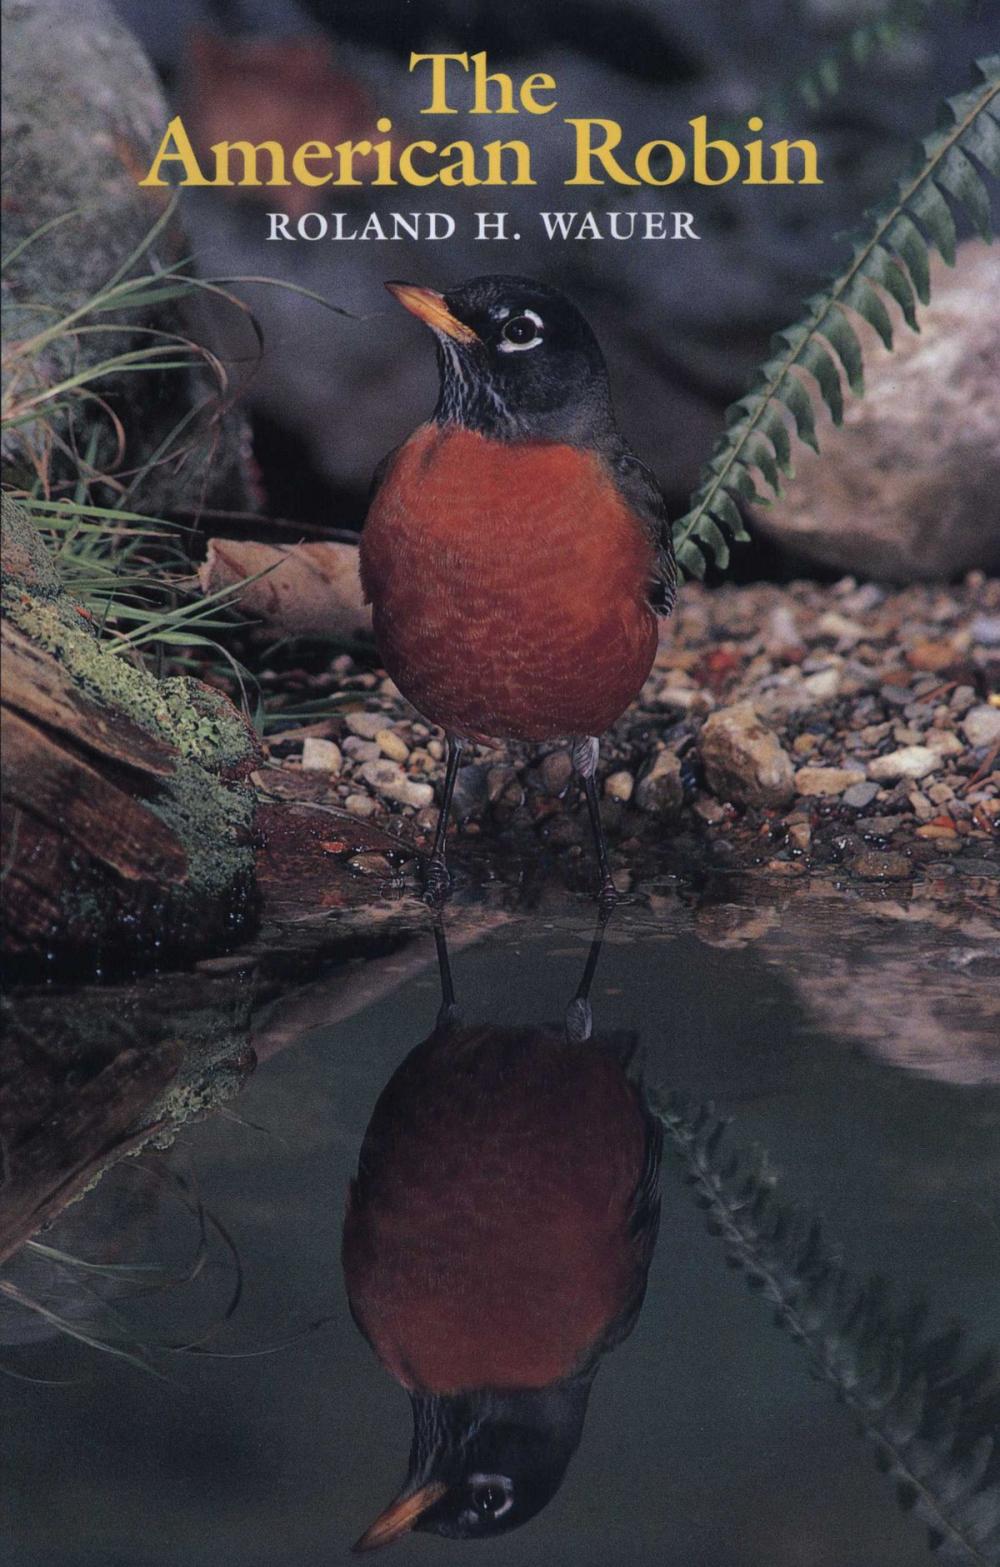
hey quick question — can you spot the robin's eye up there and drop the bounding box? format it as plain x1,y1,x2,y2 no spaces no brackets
468,1474,514,1520
498,312,543,351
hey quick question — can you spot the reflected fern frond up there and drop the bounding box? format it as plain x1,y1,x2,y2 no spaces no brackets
656,1093,1000,1565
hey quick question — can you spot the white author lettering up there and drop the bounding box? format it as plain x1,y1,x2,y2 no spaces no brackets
265,209,701,241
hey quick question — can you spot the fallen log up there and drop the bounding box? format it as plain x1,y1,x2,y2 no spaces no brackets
1,495,261,973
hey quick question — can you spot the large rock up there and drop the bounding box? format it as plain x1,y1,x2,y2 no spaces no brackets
1,497,260,971
699,701,795,809
751,244,1000,581
1,0,252,516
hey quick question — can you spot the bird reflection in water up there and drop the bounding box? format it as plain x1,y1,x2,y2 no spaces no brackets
342,916,661,1549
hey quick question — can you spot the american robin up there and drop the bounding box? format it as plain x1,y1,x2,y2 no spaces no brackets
342,919,661,1549
359,276,676,905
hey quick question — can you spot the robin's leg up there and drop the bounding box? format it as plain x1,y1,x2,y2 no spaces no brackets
431,914,462,1029
572,735,617,912
424,735,464,906
564,904,613,1042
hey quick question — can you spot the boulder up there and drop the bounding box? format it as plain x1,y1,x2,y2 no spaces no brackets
1,0,253,516
750,245,1000,581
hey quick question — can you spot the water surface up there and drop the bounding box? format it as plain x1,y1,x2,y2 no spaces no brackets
3,878,999,1567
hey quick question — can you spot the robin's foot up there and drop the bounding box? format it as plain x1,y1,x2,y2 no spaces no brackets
597,874,619,914
422,854,453,908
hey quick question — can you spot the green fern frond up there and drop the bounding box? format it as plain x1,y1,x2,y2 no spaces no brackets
672,54,1000,578
655,1093,1000,1564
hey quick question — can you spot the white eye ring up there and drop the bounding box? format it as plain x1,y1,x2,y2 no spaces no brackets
466,1473,514,1520
497,308,544,353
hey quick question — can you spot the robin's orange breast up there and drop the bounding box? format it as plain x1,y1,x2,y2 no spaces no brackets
359,424,658,743
342,1026,651,1395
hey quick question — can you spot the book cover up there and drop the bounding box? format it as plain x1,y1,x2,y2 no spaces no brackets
1,4,998,1565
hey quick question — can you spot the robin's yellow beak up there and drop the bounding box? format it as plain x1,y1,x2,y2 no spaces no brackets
352,1481,448,1552
385,283,479,344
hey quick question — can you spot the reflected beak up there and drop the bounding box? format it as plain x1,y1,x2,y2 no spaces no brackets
352,1481,448,1553
385,283,479,344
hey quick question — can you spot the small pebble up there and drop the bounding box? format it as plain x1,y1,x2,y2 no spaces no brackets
376,727,410,762
540,750,574,796
794,765,865,797
908,791,935,821
868,745,942,782
787,821,812,852
815,611,864,644
927,781,956,804
847,850,912,881
693,796,726,825
604,770,634,803
359,759,434,809
802,667,840,700
962,705,1000,749
864,815,907,835
301,737,342,774
348,852,394,877
635,750,683,816
949,685,976,715
655,683,701,711
923,730,964,757
345,794,376,818
970,615,1000,647
343,737,380,762
880,685,913,708
346,711,388,740
486,764,522,806
452,764,490,818
842,781,880,810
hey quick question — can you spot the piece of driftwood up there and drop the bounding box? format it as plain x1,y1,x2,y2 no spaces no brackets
198,537,371,642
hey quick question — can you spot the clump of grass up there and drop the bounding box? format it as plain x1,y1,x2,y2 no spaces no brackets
2,202,350,699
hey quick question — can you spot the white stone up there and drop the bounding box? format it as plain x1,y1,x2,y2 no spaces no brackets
345,793,376,818
376,727,410,762
802,667,841,700
358,759,434,809
345,711,387,740
604,770,634,803
301,737,342,774
867,746,942,782
962,704,1000,748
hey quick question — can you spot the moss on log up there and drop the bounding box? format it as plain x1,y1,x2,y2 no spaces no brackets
1,495,261,971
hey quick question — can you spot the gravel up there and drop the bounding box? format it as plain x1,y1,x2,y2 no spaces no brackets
262,573,998,882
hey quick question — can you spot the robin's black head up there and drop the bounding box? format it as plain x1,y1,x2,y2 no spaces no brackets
352,1379,592,1551
385,275,615,444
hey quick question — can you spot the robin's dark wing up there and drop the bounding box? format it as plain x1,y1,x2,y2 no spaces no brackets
367,442,403,507
579,1103,663,1368
610,449,677,618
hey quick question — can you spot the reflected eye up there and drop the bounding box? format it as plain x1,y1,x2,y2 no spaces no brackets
499,312,543,351
468,1473,514,1520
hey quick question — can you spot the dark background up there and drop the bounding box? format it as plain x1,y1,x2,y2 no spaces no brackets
106,0,1000,560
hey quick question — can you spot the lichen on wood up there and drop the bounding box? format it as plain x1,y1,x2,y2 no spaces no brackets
1,494,261,970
